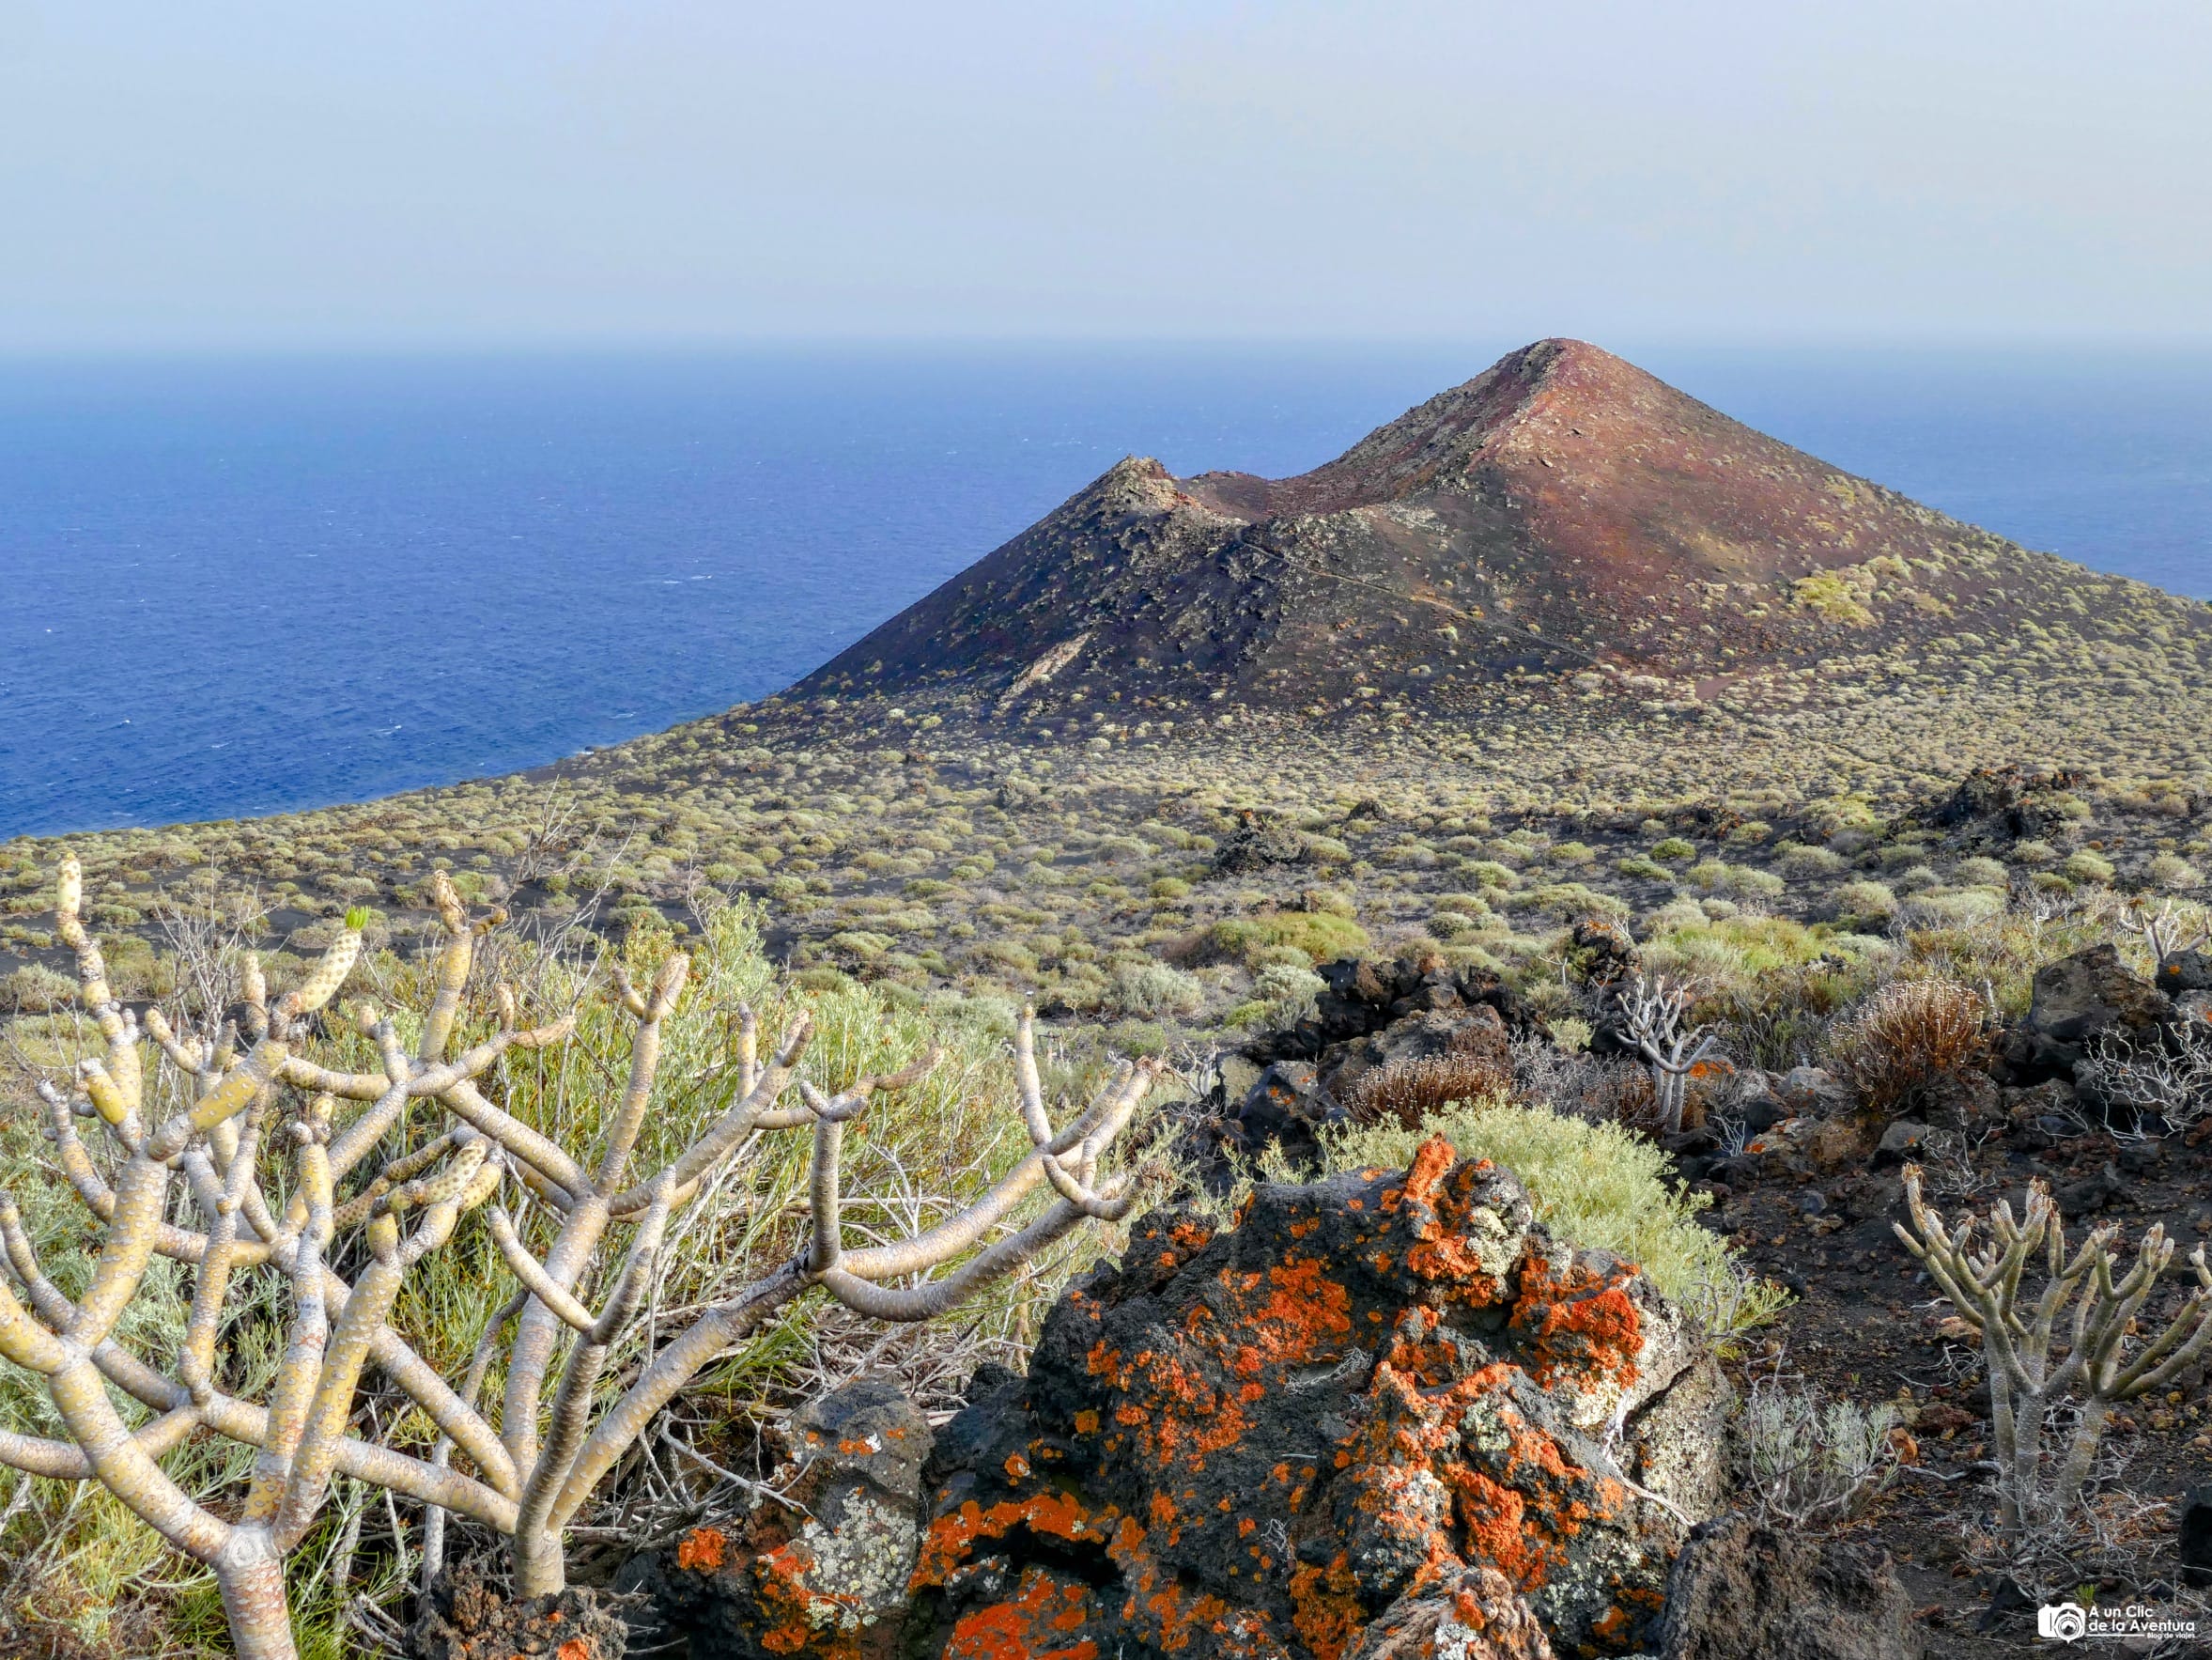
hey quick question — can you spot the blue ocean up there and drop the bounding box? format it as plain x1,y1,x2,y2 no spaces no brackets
2,346,2207,839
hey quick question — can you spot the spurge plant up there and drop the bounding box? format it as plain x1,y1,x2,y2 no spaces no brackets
0,861,1153,1658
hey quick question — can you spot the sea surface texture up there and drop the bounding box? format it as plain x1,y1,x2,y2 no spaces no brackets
1,346,2206,837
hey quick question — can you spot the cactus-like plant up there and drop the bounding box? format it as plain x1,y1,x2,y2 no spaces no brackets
1895,1165,2212,1536
0,862,1153,1656
1615,973,1716,1136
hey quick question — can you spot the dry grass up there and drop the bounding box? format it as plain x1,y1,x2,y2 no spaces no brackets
1827,977,1993,1118
1345,1047,1513,1129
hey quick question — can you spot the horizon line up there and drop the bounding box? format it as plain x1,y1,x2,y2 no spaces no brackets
6,331,2212,365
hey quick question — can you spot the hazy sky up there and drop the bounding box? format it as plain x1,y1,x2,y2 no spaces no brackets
3,2,2207,349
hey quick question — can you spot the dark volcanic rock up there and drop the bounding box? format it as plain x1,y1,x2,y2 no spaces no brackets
2003,944,2172,1079
1196,958,1544,1182
1654,1511,1921,1660
1321,1002,1512,1109
648,1374,934,1659
1213,810,1309,874
904,1139,1726,1657
1248,956,1547,1069
2179,1485,2212,1587
1224,1059,1351,1171
2160,949,2212,997
1925,765,2079,843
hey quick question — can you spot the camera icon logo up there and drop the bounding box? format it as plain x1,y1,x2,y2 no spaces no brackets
2037,1602,2089,1642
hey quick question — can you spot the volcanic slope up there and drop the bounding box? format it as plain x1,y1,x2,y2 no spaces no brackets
794,337,2212,727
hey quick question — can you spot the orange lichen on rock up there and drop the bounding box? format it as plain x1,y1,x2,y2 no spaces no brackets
904,1146,1713,1659
1289,1555,1368,1660
1397,1140,1514,1300
913,1490,1111,1588
1223,1255,1355,1379
749,1542,870,1658
1508,1254,1645,1393
675,1527,729,1573
944,1566,1101,1660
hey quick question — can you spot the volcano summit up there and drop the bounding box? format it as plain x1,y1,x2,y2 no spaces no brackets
794,338,2206,726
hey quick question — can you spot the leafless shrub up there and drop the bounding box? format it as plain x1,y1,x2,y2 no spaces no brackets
153,877,269,1025
1829,977,1990,1118
1915,1125,2000,1201
2073,1025,2212,1139
1732,1353,1905,1528
1509,1036,1657,1127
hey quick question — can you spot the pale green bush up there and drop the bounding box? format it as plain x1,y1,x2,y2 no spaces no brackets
1734,1373,1902,1528
2150,853,2204,891
1107,959,1207,1019
1321,1098,1788,1341
1899,888,2007,928
1249,961,1327,1026
3,963,76,1013
2063,849,2115,884
1777,844,1848,880
1833,879,1899,923
1208,910,1370,967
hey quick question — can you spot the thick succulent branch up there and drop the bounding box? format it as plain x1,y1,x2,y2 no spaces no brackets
1896,1164,2212,1532
3,860,1157,1643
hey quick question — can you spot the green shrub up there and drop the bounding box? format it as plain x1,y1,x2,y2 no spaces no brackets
1953,857,2009,887
1106,960,1207,1019
1833,879,1898,924
2149,853,2204,891
4,963,76,1012
1322,1099,1788,1341
1508,883,1630,922
1248,962,1326,1027
828,929,897,962
1643,912,1842,980
1209,910,1370,967
1899,889,2006,927
1431,891,1493,918
1729,866,1787,901
1299,887,1359,918
1777,845,1847,880
2062,849,2115,884
1651,837,1697,863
